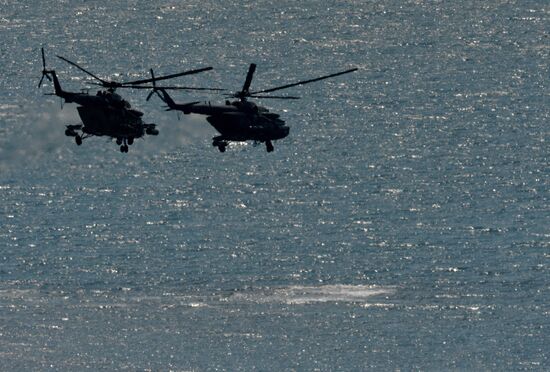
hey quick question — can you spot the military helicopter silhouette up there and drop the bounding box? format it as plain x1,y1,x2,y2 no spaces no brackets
38,48,214,152
149,63,357,152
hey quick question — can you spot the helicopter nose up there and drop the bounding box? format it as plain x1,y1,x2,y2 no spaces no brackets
282,126,290,137
274,125,289,140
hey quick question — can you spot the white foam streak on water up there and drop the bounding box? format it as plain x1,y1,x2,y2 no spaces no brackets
230,285,395,305
0,285,393,311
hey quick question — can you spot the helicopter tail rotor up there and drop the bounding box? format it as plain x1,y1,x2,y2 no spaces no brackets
38,47,53,88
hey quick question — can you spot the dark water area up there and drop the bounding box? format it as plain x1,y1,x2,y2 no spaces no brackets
1,1,548,370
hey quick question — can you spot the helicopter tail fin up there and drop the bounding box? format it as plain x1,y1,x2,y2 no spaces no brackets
49,71,64,97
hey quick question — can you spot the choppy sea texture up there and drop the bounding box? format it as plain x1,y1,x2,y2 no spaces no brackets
1,0,548,370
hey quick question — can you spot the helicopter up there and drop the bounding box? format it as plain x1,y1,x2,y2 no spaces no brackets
38,48,215,152
149,63,357,152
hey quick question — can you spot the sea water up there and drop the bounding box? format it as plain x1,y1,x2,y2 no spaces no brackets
0,1,548,370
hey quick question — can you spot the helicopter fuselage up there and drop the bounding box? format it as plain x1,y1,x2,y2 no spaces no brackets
185,100,290,142
76,104,146,139
61,89,157,152
43,70,158,152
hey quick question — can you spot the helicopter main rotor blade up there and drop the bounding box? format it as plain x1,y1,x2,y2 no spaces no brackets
241,63,256,95
250,67,358,95
123,67,213,86
56,55,108,85
58,53,213,90
128,85,226,91
248,95,301,99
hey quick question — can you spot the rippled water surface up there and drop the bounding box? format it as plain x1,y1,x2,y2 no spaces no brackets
1,1,549,370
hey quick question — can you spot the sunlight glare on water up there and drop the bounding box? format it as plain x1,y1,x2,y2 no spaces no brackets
0,0,548,370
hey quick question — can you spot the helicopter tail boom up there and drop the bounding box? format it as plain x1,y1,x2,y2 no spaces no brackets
156,88,177,109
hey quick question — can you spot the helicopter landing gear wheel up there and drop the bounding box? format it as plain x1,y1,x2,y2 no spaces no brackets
75,135,82,146
120,138,129,153
213,138,227,152
116,138,123,145
266,140,274,152
127,137,134,145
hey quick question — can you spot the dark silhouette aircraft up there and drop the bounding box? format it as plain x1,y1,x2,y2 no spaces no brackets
149,64,357,152
38,48,214,152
